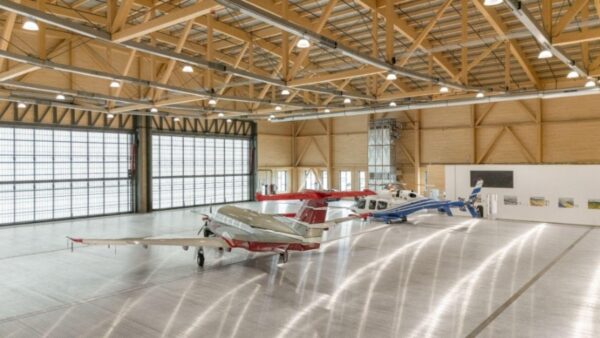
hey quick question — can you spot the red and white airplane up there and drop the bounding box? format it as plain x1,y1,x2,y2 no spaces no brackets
68,189,376,267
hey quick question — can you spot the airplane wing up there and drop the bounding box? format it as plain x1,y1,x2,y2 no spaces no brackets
67,236,229,248
256,189,376,201
306,214,365,229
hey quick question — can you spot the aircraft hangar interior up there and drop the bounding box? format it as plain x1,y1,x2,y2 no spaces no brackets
1,0,600,337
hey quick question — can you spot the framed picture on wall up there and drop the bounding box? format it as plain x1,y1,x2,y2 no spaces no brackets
530,196,546,207
588,199,600,210
504,195,518,206
558,198,575,208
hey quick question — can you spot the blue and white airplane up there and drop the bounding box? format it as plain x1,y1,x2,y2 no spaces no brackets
351,180,484,224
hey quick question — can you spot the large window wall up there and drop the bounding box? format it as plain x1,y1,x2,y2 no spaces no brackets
0,126,133,225
151,134,251,209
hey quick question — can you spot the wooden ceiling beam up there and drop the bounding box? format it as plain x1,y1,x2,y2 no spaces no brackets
553,27,600,46
287,0,338,80
288,66,383,87
111,0,135,33
112,0,220,42
553,0,589,36
354,0,460,80
471,0,540,89
378,0,452,94
0,11,17,70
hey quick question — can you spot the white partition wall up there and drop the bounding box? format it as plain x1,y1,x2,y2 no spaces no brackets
446,165,600,226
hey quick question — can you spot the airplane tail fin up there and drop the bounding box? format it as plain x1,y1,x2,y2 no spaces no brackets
465,179,484,218
295,199,328,224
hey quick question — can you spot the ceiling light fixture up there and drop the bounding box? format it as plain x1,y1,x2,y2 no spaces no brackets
110,81,120,88
226,118,232,123
297,38,310,49
439,86,449,93
173,117,180,122
389,101,397,107
483,0,503,6
150,107,158,113
107,113,114,119
567,70,579,79
269,114,275,119
343,98,351,104
218,112,225,118
22,19,39,31
17,102,26,109
182,65,194,73
56,94,66,100
281,89,290,96
476,92,485,98
275,105,282,111
386,73,397,81
324,108,330,113
585,79,596,88
208,99,217,105
538,49,552,59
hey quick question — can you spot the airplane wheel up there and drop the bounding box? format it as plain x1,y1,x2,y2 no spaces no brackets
197,248,205,268
401,217,407,223
385,220,392,224
203,228,212,238
278,251,288,264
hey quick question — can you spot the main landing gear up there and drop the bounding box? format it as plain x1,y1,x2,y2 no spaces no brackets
278,251,289,264
385,216,407,224
197,247,205,268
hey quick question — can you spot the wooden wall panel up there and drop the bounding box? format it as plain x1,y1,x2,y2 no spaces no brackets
257,121,292,135
544,120,600,163
478,100,536,125
543,95,600,122
420,106,471,128
257,135,292,167
333,134,367,166
421,128,471,163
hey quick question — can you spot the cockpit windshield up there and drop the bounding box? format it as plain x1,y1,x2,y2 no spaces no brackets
355,198,366,209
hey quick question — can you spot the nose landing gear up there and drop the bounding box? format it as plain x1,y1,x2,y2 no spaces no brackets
197,247,205,267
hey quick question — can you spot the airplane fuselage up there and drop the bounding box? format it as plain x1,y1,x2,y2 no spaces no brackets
206,205,322,252
352,190,465,222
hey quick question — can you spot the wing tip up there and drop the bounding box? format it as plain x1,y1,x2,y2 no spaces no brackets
67,236,83,243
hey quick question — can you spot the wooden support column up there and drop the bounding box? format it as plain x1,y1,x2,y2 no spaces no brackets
135,115,151,212
291,122,297,192
414,110,421,194
249,38,254,99
327,118,333,189
537,99,543,163
504,41,510,89
471,104,476,163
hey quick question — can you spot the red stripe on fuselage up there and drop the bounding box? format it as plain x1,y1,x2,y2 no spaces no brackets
221,238,320,252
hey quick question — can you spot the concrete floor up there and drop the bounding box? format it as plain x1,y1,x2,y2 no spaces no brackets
0,202,599,338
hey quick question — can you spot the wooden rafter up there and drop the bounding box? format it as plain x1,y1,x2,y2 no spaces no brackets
472,0,540,89
354,0,460,80
112,1,219,42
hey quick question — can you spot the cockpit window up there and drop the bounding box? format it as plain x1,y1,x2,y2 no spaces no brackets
377,201,388,210
409,192,417,198
368,200,376,210
356,198,366,209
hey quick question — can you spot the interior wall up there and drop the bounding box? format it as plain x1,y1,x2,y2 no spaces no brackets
258,94,600,194
446,164,600,226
